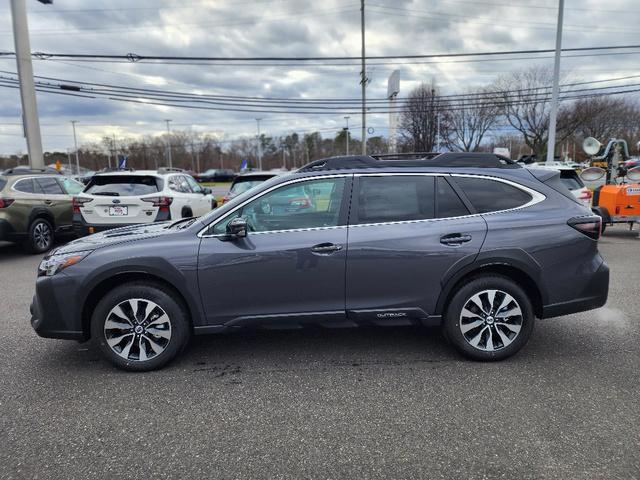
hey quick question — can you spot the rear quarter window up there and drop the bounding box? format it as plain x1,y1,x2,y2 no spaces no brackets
13,178,40,194
559,170,584,190
0,177,7,191
453,176,533,213
85,175,160,196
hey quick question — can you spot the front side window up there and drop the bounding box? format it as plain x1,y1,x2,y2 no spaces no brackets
356,175,434,224
58,177,84,195
36,177,64,195
212,177,346,234
453,176,533,213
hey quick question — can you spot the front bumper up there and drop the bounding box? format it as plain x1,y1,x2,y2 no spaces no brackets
30,272,86,341
541,260,610,318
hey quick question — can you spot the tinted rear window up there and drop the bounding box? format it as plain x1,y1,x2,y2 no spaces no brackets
36,177,64,195
13,178,39,194
436,177,469,218
86,175,160,196
357,176,434,224
559,170,584,190
454,177,532,213
0,177,6,191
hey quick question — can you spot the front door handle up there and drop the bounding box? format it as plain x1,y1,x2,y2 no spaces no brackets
311,242,343,254
440,233,472,246
44,200,53,206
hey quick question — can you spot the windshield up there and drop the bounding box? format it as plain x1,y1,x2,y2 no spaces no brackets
85,175,160,196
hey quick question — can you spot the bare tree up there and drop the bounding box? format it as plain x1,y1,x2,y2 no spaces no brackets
494,66,580,160
400,81,449,152
446,87,499,152
572,96,640,141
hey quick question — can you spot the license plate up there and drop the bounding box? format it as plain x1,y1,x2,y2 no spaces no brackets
109,206,128,216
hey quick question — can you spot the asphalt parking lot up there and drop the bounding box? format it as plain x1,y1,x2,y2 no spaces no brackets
1,227,639,479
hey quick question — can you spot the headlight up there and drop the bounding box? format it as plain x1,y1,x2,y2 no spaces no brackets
38,251,90,277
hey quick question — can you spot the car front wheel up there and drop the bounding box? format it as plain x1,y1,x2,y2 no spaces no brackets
444,276,534,361
91,282,191,371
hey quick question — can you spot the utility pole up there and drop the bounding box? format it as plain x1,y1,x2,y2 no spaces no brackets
10,0,46,168
360,0,367,155
282,143,286,169
344,116,350,155
546,0,565,165
436,113,441,152
164,119,172,168
71,120,80,174
112,133,117,169
255,118,263,170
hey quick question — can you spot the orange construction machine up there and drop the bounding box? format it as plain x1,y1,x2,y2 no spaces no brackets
581,137,640,233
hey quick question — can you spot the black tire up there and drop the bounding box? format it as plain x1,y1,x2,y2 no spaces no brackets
600,222,607,235
24,217,54,254
443,275,535,361
91,282,191,372
181,207,193,219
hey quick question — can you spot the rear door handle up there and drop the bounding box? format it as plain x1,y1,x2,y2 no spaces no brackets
440,234,472,246
311,242,343,254
44,200,53,206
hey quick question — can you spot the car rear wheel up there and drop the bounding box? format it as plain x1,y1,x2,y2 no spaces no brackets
24,218,54,254
91,282,191,371
444,276,534,361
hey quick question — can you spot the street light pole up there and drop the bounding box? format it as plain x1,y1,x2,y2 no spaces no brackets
546,0,565,165
164,119,173,168
10,0,45,168
360,0,367,155
71,120,80,174
344,116,350,156
255,118,263,170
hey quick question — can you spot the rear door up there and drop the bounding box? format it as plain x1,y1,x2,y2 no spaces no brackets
34,177,73,230
345,174,487,323
184,175,211,216
81,175,161,224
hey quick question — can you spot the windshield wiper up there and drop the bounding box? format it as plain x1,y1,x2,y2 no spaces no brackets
167,217,198,230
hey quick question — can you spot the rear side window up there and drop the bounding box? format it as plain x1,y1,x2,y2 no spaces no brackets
85,175,160,196
0,177,6,191
13,178,39,194
36,178,64,195
357,176,434,224
168,175,191,193
453,176,532,213
436,177,469,218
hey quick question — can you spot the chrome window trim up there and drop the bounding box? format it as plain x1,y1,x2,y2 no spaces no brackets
198,171,546,237
198,173,352,238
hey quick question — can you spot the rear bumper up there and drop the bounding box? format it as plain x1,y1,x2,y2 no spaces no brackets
0,218,26,242
541,260,609,318
73,210,170,237
30,273,85,341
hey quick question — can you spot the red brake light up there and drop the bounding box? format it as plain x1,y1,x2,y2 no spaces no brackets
0,198,14,208
289,197,311,209
221,196,230,204
579,190,592,200
142,196,173,212
72,197,92,213
568,216,601,240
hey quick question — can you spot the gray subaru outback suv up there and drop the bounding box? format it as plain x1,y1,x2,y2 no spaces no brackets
31,153,609,371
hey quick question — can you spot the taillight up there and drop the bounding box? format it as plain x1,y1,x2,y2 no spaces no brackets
221,196,230,204
0,198,14,208
72,197,92,213
142,196,173,212
579,190,592,200
568,216,601,240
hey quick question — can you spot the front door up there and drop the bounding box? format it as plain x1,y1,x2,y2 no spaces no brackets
345,174,487,323
197,175,352,327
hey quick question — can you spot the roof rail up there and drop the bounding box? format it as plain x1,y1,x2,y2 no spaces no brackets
2,167,62,176
157,167,185,173
298,152,520,172
97,167,136,173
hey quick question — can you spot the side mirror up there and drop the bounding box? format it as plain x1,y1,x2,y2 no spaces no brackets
202,187,212,195
226,217,248,239
627,166,640,182
580,167,606,182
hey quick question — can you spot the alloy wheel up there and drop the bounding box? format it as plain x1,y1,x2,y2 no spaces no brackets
459,289,523,352
33,222,51,250
104,298,172,361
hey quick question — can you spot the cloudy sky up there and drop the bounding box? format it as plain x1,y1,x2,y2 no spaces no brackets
0,0,638,155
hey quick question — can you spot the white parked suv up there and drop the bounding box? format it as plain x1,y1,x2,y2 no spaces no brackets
73,168,216,236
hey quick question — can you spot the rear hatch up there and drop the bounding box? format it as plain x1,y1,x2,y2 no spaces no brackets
80,175,163,224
